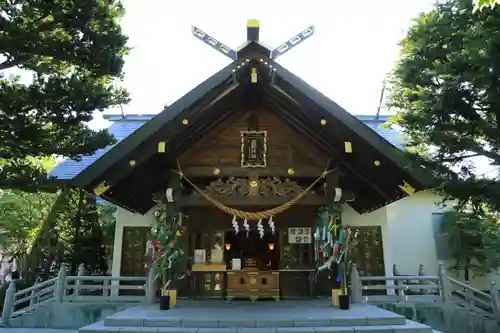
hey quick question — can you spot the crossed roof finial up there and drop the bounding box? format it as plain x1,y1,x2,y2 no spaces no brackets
191,20,315,61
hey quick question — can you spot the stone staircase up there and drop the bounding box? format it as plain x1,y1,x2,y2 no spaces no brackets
79,301,438,333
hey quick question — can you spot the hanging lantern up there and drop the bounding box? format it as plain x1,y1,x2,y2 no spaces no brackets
225,243,231,250
268,243,275,250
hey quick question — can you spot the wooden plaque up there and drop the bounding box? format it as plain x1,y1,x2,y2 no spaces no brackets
240,130,267,168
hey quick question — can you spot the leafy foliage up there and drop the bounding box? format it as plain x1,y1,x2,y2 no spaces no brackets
440,210,500,280
0,189,57,267
474,0,500,11
24,188,110,281
388,0,500,213
0,0,129,191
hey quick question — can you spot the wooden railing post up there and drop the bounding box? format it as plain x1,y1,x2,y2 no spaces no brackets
102,279,110,297
146,266,156,304
350,263,362,303
54,265,67,303
418,264,429,295
392,264,399,276
490,282,500,325
393,264,401,296
464,281,474,309
0,281,16,326
29,279,40,309
437,261,452,303
74,263,85,297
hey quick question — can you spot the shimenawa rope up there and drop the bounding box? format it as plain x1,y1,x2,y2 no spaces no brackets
172,160,336,220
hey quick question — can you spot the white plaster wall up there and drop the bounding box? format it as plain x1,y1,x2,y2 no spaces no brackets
111,207,156,278
384,191,447,277
342,191,447,280
342,204,393,278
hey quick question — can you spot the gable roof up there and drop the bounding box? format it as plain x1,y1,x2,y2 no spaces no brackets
49,114,402,180
54,41,433,214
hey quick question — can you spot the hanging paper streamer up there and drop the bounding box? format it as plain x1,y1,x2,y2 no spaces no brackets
243,219,250,237
257,219,264,238
232,216,239,234
268,216,275,234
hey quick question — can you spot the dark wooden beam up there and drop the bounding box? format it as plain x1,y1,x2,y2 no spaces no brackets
182,166,329,178
178,195,328,207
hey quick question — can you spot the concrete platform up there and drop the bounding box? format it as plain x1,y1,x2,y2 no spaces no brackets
78,300,437,333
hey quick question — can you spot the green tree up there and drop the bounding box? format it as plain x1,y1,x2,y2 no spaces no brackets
474,0,500,11
0,156,57,271
98,203,117,266
440,210,500,280
0,0,130,191
0,189,57,269
25,188,110,280
388,0,500,213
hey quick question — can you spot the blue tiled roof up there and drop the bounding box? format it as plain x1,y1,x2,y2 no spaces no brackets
49,114,402,180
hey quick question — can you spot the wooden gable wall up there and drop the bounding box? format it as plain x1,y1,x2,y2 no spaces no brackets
179,108,329,170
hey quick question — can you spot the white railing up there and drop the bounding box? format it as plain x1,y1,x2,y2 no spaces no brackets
350,262,500,324
447,277,500,321
0,264,156,325
65,275,148,302
356,275,441,304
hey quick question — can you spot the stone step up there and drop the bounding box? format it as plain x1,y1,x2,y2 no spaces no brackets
103,316,407,328
79,320,434,333
102,303,408,328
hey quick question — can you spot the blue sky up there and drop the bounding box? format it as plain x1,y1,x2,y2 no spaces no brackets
87,0,435,130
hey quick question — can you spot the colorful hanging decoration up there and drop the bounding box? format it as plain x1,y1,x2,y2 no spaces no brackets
312,204,358,287
151,204,190,290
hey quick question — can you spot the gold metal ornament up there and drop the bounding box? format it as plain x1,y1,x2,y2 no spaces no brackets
158,142,166,153
320,119,327,125
182,119,189,125
251,68,258,83
213,168,220,175
344,141,352,153
288,168,295,175
93,181,110,196
373,160,380,166
129,160,136,166
399,181,416,195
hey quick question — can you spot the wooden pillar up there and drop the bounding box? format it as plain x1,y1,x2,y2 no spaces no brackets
325,171,340,211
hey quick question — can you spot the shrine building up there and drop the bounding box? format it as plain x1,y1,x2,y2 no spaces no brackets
50,20,447,299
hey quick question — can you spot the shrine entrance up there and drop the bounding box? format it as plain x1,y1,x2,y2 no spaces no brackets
186,206,319,300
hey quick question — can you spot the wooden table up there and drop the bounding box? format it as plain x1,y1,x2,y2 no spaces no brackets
226,270,280,301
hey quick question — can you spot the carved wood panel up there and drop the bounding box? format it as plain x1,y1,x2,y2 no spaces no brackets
194,177,317,197
179,108,329,169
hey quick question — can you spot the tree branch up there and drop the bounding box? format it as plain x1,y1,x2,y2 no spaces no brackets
0,59,22,71
441,153,483,162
